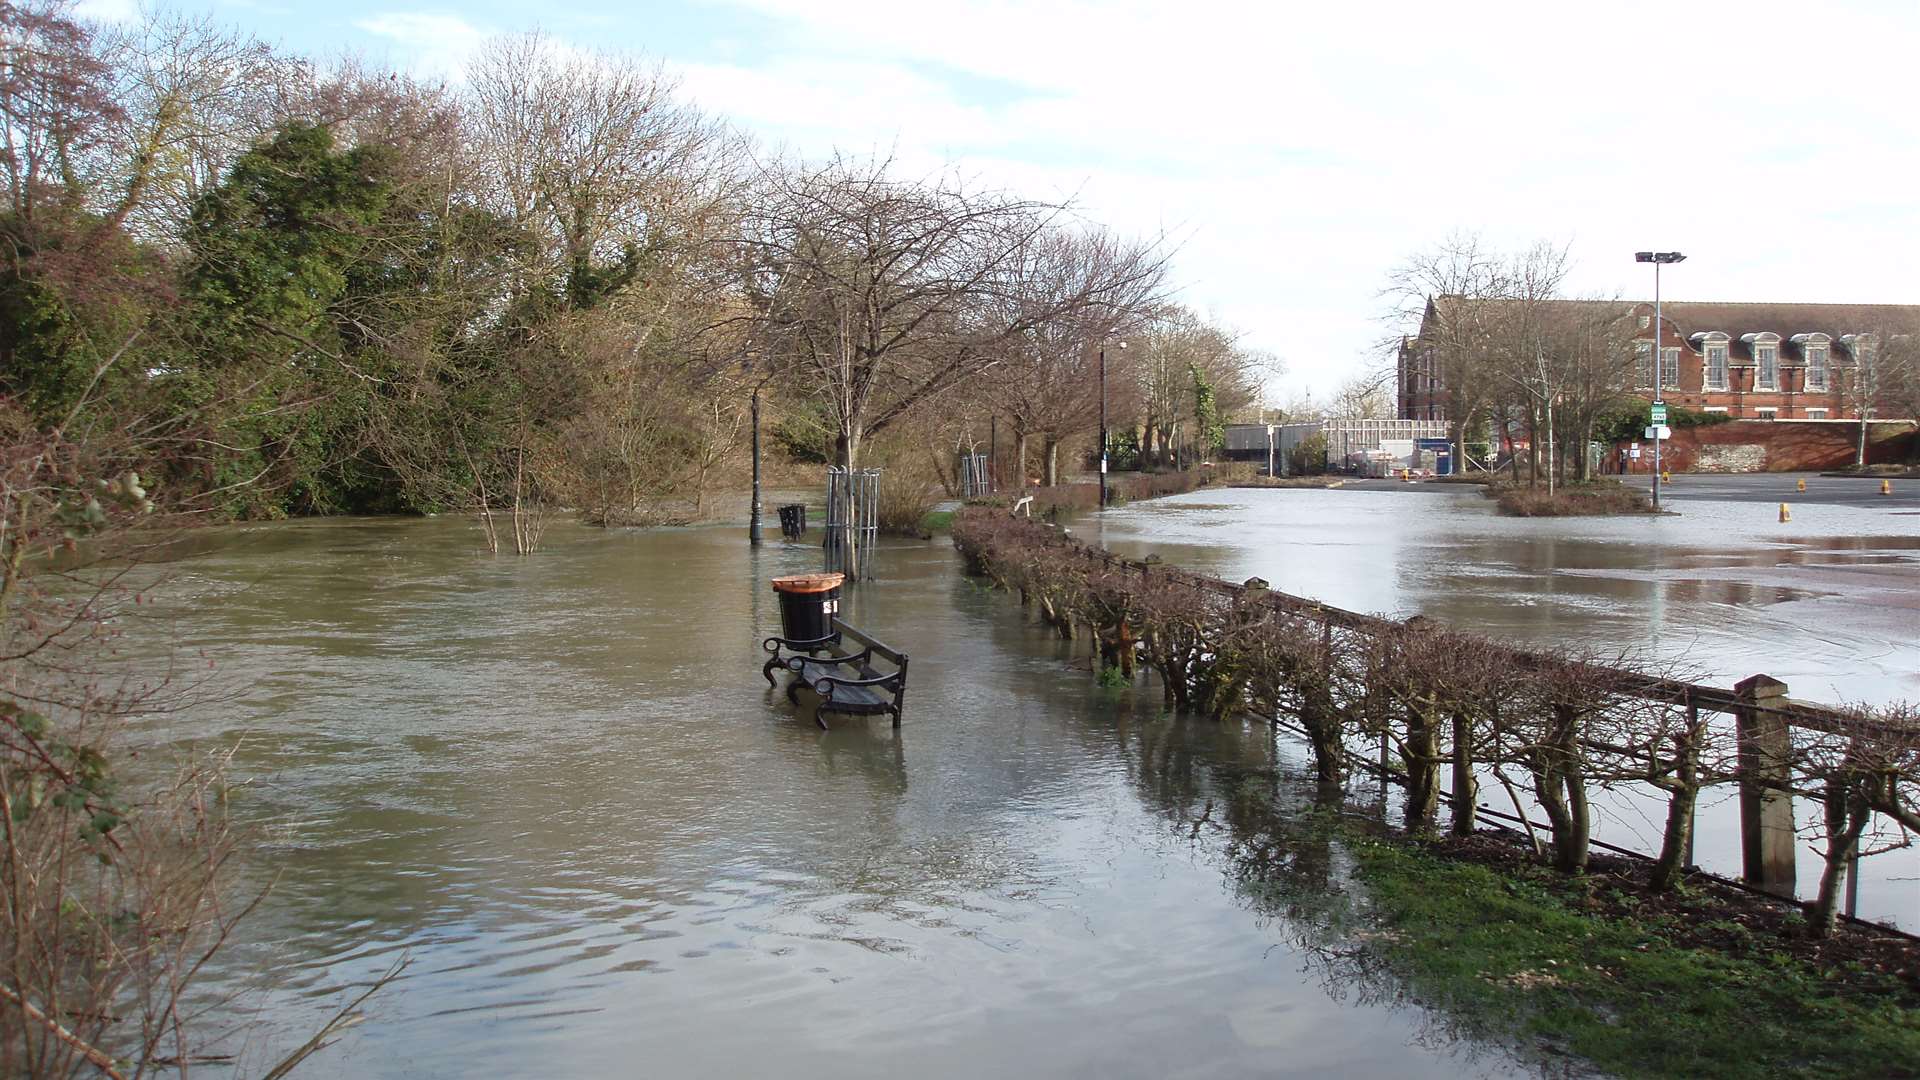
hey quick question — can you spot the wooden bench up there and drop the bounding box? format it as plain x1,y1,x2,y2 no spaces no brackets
762,618,908,729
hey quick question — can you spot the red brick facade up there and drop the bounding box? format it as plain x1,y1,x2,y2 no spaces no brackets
1397,299,1917,423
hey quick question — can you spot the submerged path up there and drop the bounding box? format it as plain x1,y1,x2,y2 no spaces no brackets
134,517,1530,1079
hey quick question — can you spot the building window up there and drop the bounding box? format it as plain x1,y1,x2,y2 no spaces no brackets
1806,408,1829,419
1635,341,1654,388
1638,315,1651,329
1660,347,1681,389
1806,344,1829,391
1704,342,1728,390
1755,344,1779,391
1755,407,1778,420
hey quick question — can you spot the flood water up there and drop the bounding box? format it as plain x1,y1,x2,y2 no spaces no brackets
1089,485,1920,931
131,518,1530,1079
1090,484,1920,707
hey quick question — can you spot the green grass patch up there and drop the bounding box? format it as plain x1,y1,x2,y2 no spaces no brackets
918,509,955,533
1492,481,1655,517
1345,834,1920,1078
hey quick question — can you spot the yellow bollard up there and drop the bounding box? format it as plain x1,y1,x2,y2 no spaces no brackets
1884,479,1894,496
1779,502,1791,523
1797,478,1806,492
1661,469,1671,484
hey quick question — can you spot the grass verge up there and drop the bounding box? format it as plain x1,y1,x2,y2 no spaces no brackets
1228,476,1346,489
1491,481,1655,517
1343,831,1920,1078
919,509,955,533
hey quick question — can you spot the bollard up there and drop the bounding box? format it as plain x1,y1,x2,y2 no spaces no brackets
1661,469,1671,484
1796,478,1806,492
1883,479,1894,496
1778,502,1791,523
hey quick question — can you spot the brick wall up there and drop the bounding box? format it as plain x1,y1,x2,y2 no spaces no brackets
1612,420,1916,473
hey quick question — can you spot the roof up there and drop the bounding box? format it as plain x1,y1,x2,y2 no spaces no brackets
1417,297,1920,360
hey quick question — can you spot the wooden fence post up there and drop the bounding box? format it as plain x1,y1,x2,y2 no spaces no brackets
1734,674,1796,898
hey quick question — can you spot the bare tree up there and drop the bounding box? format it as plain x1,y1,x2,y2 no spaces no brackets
981,225,1166,486
1132,307,1253,468
737,155,1154,473
1383,234,1572,472
1840,328,1920,466
90,10,294,246
464,32,737,307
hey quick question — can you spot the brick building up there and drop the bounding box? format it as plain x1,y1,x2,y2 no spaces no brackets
1397,298,1918,422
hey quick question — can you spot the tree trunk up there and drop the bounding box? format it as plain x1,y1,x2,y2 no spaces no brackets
1649,716,1701,893
1450,710,1477,837
1043,438,1060,487
1403,703,1441,833
1015,431,1030,490
1808,784,1867,939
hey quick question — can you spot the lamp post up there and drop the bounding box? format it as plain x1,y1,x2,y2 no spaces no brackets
1635,251,1685,510
747,367,780,545
1098,341,1126,507
749,385,764,545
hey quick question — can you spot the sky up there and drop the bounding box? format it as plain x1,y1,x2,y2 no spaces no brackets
75,0,1920,403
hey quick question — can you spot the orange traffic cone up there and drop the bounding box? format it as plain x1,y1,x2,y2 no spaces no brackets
1779,502,1792,523
1884,479,1895,496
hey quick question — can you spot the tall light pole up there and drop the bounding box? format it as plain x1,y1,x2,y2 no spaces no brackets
748,385,764,544
1635,251,1686,510
1099,341,1126,507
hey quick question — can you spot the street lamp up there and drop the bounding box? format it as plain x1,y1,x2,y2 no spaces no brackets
747,368,779,545
1099,341,1127,507
1635,251,1686,510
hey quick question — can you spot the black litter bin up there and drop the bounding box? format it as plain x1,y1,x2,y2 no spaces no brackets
770,572,843,642
778,503,807,539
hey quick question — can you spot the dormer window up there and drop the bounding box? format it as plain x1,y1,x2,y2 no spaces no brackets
1692,331,1729,390
1744,332,1781,391
1792,333,1832,392
1806,344,1829,391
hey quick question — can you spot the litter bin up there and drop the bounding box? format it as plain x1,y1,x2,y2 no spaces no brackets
778,503,807,539
770,572,843,642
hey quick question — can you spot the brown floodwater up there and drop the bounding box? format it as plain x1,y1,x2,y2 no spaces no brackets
127,517,1532,1079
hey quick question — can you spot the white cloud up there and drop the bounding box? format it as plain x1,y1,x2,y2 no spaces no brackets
354,11,491,83
682,0,1920,397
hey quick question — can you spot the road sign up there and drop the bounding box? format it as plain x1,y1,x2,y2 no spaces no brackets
1645,425,1671,440
1649,403,1667,424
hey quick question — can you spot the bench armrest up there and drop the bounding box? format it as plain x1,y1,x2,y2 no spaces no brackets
763,631,841,655
813,670,903,692
788,649,873,672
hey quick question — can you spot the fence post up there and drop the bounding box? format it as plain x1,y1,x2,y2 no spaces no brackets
1734,674,1796,898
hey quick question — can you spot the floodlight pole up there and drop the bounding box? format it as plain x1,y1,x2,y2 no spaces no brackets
1098,341,1127,507
1635,251,1686,510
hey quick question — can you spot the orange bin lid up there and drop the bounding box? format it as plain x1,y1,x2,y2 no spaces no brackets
770,572,844,595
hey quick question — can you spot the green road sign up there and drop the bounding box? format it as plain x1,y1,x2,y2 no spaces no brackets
1649,403,1667,424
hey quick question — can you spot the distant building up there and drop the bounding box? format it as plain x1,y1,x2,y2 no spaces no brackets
1398,298,1919,422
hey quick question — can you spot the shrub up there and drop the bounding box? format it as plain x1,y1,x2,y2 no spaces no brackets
1492,482,1654,517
